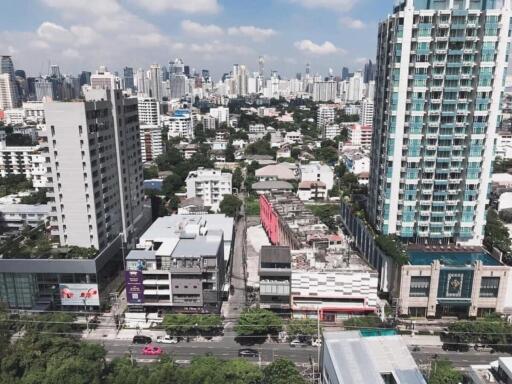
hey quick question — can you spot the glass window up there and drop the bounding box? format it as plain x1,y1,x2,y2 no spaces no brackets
480,277,500,298
410,276,431,297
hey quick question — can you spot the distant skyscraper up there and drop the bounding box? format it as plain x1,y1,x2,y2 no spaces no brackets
184,65,190,77
14,70,25,79
50,65,61,79
0,74,17,109
368,0,511,246
1,56,15,79
341,67,350,81
79,71,91,87
259,56,265,77
135,68,146,95
170,58,185,75
148,64,163,101
90,66,121,90
202,69,210,80
305,63,311,77
35,77,54,101
123,67,134,90
363,60,375,84
161,66,169,82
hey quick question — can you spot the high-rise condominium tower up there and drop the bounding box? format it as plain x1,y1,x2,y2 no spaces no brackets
44,88,144,250
368,0,511,246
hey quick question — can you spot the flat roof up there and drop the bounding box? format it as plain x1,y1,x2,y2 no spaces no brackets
408,250,501,266
140,214,234,243
171,231,222,258
126,249,156,261
323,331,426,384
261,246,291,264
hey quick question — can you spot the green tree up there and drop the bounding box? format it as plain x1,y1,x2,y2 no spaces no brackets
308,204,338,231
143,165,159,180
287,318,317,339
235,308,283,337
162,314,222,336
375,235,408,265
20,190,49,205
484,209,512,263
219,195,242,217
225,142,236,162
162,174,184,196
428,359,463,384
232,168,243,191
262,358,306,384
344,315,383,330
314,146,338,164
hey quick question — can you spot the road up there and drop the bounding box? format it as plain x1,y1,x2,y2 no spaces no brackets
103,338,319,366
410,345,505,368
222,208,247,320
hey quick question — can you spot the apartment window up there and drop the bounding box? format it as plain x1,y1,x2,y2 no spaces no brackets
410,276,430,297
480,277,500,298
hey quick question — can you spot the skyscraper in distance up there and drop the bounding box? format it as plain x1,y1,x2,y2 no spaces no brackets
368,0,511,246
123,67,134,90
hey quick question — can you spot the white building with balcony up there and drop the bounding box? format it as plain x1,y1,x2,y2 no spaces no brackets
186,168,232,211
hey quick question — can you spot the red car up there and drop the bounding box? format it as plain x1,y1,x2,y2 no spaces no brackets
142,345,163,356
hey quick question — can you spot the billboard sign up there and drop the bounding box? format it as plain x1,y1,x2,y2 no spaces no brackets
59,284,100,306
125,270,144,304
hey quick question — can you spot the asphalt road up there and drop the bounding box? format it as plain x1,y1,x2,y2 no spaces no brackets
103,339,320,365
410,345,505,368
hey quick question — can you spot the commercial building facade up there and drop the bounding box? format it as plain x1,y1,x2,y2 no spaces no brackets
125,217,225,313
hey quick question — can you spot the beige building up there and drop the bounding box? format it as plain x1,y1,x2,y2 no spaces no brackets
398,249,512,318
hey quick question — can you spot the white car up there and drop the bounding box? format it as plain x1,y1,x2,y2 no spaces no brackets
290,339,308,348
156,335,178,344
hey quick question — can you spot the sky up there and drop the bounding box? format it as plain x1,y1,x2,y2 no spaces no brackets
0,0,392,80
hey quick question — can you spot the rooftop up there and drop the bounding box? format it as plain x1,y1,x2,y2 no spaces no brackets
408,249,501,266
323,331,426,384
252,180,294,190
261,246,291,264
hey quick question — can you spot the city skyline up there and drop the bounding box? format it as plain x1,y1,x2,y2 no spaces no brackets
0,0,389,78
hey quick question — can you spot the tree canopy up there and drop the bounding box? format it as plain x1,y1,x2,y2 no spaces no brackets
235,308,283,337
484,209,512,264
220,195,242,217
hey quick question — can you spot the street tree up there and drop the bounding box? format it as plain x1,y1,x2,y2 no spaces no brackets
235,308,283,337
262,358,307,384
428,359,463,384
287,318,317,339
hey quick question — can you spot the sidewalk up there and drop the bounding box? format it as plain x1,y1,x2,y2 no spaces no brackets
401,335,442,347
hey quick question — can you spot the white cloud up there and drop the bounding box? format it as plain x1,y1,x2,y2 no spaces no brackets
37,22,73,44
189,40,253,55
131,0,220,13
340,17,365,29
290,0,359,11
294,40,340,55
227,26,276,42
355,57,369,64
181,20,224,36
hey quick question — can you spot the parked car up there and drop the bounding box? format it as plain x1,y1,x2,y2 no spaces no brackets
132,335,152,344
311,338,322,347
142,345,163,356
156,335,178,344
290,339,308,348
238,348,259,358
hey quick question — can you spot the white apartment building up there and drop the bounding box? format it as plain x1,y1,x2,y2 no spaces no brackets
186,168,232,211
300,162,334,191
203,115,216,131
168,113,193,139
0,74,17,110
43,87,145,250
323,124,341,140
347,71,364,102
23,102,45,123
348,124,373,146
209,107,229,124
360,98,374,127
249,124,266,134
313,81,337,102
137,97,160,126
140,125,163,163
317,105,336,131
0,201,49,231
3,109,24,125
90,66,121,90
0,141,37,179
